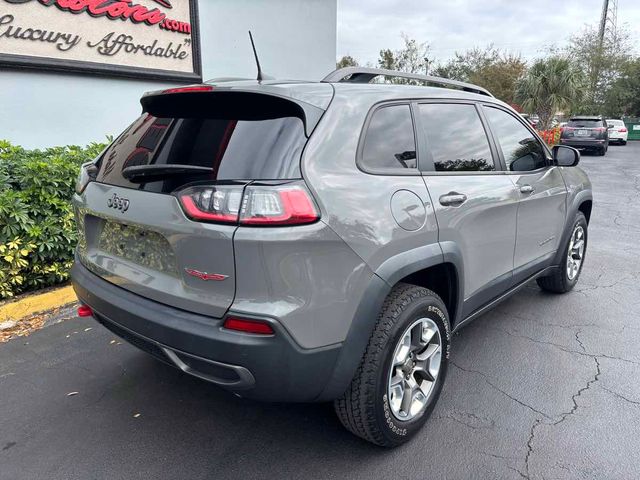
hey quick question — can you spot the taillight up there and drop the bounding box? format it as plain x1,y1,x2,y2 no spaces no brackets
223,317,274,335
75,161,98,194
240,184,319,225
595,127,606,132
177,182,319,226
620,128,627,133
178,184,244,223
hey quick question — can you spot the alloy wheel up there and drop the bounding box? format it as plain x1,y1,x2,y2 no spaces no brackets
387,318,442,421
567,225,585,280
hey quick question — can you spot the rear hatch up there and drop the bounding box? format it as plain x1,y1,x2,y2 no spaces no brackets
562,118,606,140
75,85,328,318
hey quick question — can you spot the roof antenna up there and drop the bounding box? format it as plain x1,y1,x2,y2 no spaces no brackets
248,31,265,82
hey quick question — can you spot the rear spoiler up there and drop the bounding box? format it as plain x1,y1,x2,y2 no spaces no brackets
140,86,324,137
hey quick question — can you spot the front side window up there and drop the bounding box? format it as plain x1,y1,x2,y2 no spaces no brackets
361,104,417,171
484,107,547,172
418,103,495,172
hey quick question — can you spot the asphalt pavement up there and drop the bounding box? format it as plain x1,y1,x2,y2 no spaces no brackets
1,143,639,480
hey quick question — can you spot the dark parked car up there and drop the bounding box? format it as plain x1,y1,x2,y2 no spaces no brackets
72,67,592,447
560,116,609,155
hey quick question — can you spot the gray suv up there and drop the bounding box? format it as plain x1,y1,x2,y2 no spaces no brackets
71,67,592,447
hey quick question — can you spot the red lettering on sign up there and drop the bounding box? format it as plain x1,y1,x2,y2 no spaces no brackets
21,0,190,32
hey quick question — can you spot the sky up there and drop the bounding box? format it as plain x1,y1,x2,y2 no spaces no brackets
337,0,640,66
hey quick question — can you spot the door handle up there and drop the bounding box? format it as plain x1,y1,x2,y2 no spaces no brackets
520,185,534,194
439,192,467,207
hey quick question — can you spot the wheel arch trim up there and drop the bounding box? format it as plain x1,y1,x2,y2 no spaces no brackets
316,243,463,400
555,190,592,265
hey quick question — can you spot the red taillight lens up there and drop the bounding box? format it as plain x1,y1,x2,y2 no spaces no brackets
595,127,606,132
176,183,319,226
620,128,627,133
223,317,274,335
77,305,93,317
240,184,319,226
178,185,244,223
162,85,213,94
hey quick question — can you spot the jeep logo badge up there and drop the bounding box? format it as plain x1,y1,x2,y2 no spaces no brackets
107,193,130,212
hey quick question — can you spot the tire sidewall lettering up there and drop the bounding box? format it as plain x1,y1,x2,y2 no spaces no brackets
379,297,450,442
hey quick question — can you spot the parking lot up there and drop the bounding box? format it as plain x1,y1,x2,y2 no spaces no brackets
1,142,639,480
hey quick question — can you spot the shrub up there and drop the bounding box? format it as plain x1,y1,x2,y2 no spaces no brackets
0,139,109,299
537,127,562,146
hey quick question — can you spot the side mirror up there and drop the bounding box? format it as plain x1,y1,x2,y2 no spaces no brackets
553,145,580,167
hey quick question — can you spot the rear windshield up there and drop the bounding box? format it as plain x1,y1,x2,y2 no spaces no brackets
567,119,603,128
95,113,306,193
607,120,624,126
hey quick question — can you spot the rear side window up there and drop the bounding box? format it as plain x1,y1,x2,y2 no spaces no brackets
418,103,495,172
484,107,547,172
96,113,306,193
568,119,603,128
361,104,417,171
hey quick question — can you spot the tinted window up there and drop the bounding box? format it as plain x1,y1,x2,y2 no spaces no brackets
568,119,604,128
484,107,547,172
96,114,306,193
361,105,417,170
418,103,495,172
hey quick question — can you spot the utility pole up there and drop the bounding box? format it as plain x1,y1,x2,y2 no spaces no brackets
598,0,618,48
591,0,618,107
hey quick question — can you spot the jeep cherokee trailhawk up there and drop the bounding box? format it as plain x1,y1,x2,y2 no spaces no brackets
72,67,593,447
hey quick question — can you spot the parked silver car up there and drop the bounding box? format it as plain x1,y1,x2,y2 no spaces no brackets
72,67,592,447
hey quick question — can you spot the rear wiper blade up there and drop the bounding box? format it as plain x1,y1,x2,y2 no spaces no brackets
122,164,213,183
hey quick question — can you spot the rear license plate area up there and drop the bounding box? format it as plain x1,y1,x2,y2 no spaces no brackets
98,220,177,274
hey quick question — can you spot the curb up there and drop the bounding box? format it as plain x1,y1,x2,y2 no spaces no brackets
0,285,77,327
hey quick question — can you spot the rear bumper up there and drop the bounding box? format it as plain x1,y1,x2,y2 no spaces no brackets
71,260,342,402
560,138,606,149
609,134,628,142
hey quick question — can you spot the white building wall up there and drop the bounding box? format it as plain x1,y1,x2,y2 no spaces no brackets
0,0,336,148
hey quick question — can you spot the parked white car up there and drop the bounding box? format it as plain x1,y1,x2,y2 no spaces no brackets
607,119,628,145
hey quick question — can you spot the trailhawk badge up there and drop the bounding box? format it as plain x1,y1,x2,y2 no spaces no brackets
184,269,228,281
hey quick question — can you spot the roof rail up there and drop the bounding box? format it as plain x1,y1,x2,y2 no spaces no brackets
321,67,493,97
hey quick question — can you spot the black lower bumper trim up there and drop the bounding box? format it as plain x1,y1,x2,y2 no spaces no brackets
95,313,254,388
71,260,342,401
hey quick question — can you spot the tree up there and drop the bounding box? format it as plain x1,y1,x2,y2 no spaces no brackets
515,57,585,130
431,45,526,104
468,55,527,104
431,45,502,81
603,58,640,117
378,49,396,71
376,34,430,83
336,55,358,69
563,25,633,114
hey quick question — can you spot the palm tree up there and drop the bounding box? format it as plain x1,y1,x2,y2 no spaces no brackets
516,57,585,130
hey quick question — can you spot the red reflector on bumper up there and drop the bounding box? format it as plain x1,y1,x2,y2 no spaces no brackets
223,317,274,335
77,305,93,317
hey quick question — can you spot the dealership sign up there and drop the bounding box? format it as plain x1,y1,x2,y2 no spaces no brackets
0,0,202,81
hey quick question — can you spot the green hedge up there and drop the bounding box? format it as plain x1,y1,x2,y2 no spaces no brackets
0,139,109,299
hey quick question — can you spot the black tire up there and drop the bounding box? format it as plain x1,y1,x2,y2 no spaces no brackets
598,147,606,156
537,212,588,293
621,140,627,146
334,283,450,447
